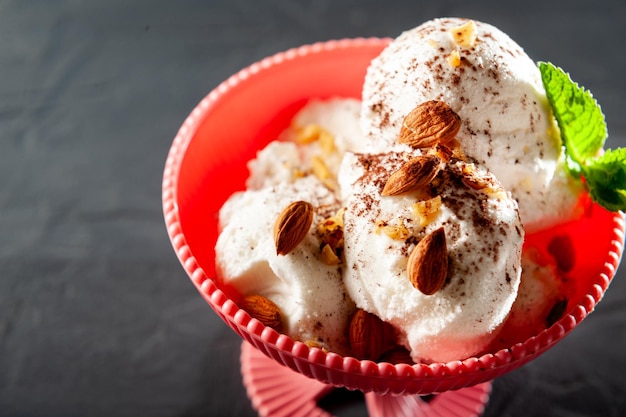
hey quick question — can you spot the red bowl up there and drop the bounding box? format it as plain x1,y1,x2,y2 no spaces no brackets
162,38,625,395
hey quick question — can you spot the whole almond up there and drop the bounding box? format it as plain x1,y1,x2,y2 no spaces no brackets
382,155,441,196
240,294,284,332
349,309,386,361
274,201,314,255
399,100,461,149
407,227,448,295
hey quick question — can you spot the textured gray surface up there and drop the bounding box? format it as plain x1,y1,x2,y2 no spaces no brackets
1,1,625,416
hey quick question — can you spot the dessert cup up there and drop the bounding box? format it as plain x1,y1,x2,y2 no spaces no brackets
163,38,625,416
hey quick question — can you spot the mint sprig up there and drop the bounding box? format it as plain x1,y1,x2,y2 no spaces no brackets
581,149,626,212
539,61,626,212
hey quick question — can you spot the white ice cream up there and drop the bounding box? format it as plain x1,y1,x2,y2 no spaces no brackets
246,98,366,191
361,17,581,231
339,150,524,363
216,98,365,355
503,247,566,341
215,176,355,355
215,17,585,364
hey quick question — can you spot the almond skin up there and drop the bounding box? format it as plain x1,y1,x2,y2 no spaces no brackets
382,155,441,196
399,100,461,149
274,201,314,255
407,227,448,295
349,309,386,361
240,294,284,332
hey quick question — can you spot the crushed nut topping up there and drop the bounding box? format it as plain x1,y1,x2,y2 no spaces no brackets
461,163,507,198
318,207,345,264
375,219,411,240
320,243,341,265
450,20,477,48
311,155,336,190
412,195,443,227
295,123,337,155
295,123,325,144
447,49,461,67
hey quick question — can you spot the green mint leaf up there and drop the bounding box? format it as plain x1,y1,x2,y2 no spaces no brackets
581,149,626,211
586,148,626,189
539,61,607,163
584,183,626,213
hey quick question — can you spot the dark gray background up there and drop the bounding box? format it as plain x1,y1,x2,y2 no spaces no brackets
1,1,625,416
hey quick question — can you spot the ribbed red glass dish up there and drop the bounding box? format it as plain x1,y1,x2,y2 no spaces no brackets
162,38,625,397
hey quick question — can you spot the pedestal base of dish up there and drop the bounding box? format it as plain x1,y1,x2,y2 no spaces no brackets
241,341,492,417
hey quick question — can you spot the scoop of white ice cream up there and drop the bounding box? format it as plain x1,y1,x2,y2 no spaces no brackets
285,98,368,155
339,149,524,363
246,98,366,192
361,17,581,231
503,247,565,340
215,176,355,354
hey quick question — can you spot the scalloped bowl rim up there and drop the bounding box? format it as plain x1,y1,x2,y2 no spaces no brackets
162,38,625,395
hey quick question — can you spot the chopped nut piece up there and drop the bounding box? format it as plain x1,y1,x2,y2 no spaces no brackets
450,20,477,47
447,49,461,67
427,144,452,163
317,208,345,264
448,138,467,160
375,219,411,240
311,155,336,190
427,141,466,162
374,219,386,232
318,207,345,250
461,163,485,190
461,163,506,198
320,243,341,265
318,129,337,155
295,124,324,144
295,124,337,155
412,195,443,227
